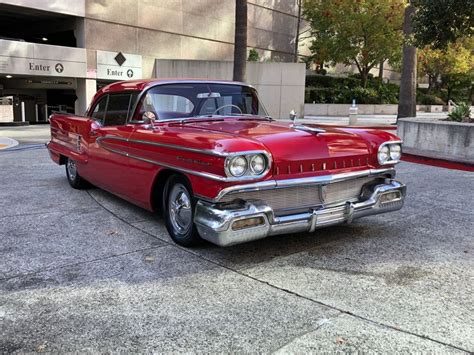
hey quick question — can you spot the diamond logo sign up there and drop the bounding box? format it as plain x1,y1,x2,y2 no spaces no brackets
114,52,126,66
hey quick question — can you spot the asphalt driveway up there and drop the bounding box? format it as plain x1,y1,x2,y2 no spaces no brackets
0,128,473,353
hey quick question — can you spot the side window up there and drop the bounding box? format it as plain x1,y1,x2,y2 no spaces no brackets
104,94,133,126
91,96,108,125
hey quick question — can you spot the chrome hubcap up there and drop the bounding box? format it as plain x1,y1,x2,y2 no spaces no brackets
67,159,77,181
168,183,192,233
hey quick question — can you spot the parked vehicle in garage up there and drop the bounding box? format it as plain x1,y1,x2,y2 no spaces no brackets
47,79,406,247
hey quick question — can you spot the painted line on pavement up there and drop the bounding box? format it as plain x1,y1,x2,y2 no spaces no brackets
0,137,19,150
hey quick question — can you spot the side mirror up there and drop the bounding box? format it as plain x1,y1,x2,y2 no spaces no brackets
289,109,297,121
142,111,156,124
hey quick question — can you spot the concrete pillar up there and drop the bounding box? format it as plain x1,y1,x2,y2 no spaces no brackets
35,104,39,122
75,78,97,116
44,105,48,121
21,102,25,122
349,100,358,126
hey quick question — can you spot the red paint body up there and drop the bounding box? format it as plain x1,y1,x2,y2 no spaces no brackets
47,79,401,211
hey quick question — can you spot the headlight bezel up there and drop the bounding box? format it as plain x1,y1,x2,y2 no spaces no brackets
225,152,271,179
227,156,248,177
378,141,403,165
249,154,266,174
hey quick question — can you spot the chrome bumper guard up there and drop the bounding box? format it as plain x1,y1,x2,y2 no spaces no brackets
194,179,406,247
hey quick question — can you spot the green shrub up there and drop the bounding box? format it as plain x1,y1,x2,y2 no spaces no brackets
306,75,360,89
305,74,399,104
247,49,259,62
305,87,337,103
305,84,398,104
376,83,399,104
447,103,472,122
417,92,445,105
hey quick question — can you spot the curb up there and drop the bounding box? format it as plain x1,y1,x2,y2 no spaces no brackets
402,154,474,172
0,122,29,127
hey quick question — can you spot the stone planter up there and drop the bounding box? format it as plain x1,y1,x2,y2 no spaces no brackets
304,104,398,116
397,118,474,164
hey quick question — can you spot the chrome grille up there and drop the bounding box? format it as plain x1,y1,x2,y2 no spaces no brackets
325,177,375,204
220,177,378,213
220,185,322,211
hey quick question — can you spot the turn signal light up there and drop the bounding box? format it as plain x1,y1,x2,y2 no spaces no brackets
232,217,265,230
380,191,401,204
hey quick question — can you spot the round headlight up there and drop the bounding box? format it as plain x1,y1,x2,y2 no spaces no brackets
249,154,266,174
378,145,390,164
228,156,248,177
389,144,401,161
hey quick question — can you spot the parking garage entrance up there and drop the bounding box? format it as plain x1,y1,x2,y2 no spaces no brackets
0,76,77,123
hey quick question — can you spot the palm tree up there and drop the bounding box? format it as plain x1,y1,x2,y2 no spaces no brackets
233,0,248,82
398,2,417,119
294,0,302,62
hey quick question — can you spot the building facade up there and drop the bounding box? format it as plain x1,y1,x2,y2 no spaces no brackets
0,0,305,122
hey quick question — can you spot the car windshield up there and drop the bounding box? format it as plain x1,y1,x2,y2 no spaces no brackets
138,83,269,120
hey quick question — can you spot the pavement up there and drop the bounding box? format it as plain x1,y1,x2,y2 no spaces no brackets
0,126,473,353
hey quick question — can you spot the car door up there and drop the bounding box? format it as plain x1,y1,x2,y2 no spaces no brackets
81,92,137,196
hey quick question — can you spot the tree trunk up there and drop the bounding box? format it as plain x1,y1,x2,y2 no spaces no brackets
233,0,248,82
361,68,369,88
293,0,302,63
378,60,384,80
397,3,417,119
427,74,436,92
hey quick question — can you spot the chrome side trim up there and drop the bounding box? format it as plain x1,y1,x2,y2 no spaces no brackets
210,168,395,202
96,136,270,182
100,135,271,159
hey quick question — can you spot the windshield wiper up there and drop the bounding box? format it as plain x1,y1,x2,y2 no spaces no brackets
169,116,225,125
235,115,273,121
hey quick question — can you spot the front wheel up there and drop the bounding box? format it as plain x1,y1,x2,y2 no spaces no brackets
163,175,202,247
65,158,89,189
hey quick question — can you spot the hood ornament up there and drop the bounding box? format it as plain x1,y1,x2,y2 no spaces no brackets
289,110,325,134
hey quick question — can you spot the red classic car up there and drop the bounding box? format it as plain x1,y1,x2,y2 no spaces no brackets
47,79,406,247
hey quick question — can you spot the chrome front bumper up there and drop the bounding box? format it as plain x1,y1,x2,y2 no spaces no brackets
194,179,406,246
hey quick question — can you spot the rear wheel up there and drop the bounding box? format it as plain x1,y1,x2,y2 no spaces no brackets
65,158,89,189
163,175,202,247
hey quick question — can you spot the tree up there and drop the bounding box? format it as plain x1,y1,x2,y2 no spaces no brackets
233,0,248,82
294,0,302,62
303,0,405,87
397,3,417,119
418,38,473,92
412,0,474,49
418,38,474,103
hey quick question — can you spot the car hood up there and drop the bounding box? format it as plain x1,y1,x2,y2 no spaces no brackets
180,118,379,177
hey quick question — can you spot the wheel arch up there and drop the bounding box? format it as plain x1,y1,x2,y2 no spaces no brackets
150,168,193,213
59,154,67,165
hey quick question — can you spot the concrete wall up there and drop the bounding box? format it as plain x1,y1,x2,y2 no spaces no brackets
304,104,399,116
83,0,307,79
155,60,306,119
398,118,474,164
0,0,86,17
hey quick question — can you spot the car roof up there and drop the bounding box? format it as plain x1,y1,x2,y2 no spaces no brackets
97,78,250,95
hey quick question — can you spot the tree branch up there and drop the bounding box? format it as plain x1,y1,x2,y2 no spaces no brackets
353,57,362,74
